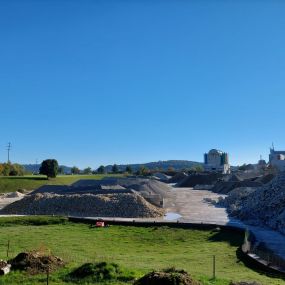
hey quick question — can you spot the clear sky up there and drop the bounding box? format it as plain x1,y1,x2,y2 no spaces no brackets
1,0,285,168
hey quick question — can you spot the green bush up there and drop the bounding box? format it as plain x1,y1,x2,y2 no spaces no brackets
68,262,136,282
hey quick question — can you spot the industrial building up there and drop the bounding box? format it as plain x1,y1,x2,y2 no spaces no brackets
269,147,285,171
204,149,230,174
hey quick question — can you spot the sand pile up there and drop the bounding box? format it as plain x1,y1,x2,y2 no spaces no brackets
221,173,285,234
134,268,201,285
0,192,164,218
9,251,64,274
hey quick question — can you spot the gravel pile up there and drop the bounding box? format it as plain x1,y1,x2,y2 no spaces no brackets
177,173,222,188
211,180,262,194
152,173,171,181
0,192,164,218
168,172,188,184
71,178,171,198
218,187,256,211
221,173,285,234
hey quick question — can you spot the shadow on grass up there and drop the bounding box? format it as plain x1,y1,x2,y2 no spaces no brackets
1,176,48,181
208,228,244,247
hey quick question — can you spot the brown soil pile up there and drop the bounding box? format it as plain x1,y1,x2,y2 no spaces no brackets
134,268,201,285
9,251,64,274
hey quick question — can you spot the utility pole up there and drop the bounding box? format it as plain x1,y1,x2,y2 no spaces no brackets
6,142,11,163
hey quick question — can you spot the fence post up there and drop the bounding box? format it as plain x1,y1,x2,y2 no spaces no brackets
213,255,216,279
6,240,10,258
46,267,49,285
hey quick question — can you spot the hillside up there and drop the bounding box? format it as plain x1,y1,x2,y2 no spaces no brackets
105,160,202,172
22,164,72,174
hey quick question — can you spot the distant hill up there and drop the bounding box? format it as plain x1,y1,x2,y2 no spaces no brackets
104,160,203,172
22,160,202,174
22,164,72,174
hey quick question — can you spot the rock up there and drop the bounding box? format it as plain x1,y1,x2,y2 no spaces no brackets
0,260,11,275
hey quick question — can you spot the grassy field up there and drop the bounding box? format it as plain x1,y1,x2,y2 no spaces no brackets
0,174,124,193
0,217,283,285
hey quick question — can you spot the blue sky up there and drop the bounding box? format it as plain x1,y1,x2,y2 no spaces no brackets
1,0,285,168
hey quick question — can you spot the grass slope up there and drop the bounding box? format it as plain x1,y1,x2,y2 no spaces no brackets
0,174,123,193
0,217,283,285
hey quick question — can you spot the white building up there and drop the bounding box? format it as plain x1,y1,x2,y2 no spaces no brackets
204,149,230,174
269,148,285,171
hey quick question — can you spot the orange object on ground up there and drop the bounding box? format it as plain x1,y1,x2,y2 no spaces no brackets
95,221,105,227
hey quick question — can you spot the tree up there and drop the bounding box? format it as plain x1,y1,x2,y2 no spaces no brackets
137,166,149,176
83,167,92,174
39,159,59,179
97,165,105,174
58,166,64,175
112,164,119,173
125,165,133,174
71,166,80,175
9,164,24,176
191,165,204,172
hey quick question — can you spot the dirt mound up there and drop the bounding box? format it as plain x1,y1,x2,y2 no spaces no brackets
68,262,135,282
134,268,200,285
177,173,222,188
1,192,164,218
9,251,64,274
168,172,188,183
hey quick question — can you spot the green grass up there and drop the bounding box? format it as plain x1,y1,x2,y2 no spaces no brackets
0,217,283,284
0,174,124,193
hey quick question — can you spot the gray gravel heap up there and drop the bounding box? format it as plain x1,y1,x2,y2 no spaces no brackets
221,173,285,234
0,192,164,218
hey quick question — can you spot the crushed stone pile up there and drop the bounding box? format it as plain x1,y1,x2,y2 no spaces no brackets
152,173,171,181
70,178,171,198
218,187,256,211
253,173,275,184
0,192,164,218
177,173,223,188
168,172,188,183
221,173,285,234
9,251,64,274
211,180,262,194
134,268,201,285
